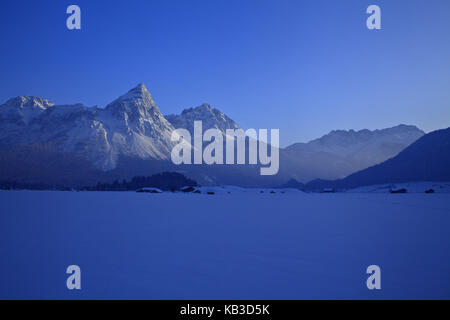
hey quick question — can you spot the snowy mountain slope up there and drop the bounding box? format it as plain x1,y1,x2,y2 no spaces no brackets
0,84,178,170
304,127,450,191
0,96,55,142
166,103,239,135
0,85,244,171
286,125,424,157
283,125,425,180
96,84,177,168
0,96,55,124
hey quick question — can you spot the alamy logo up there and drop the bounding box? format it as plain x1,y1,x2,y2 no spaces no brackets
366,5,381,30
171,121,279,176
66,5,81,30
66,265,81,290
366,265,381,290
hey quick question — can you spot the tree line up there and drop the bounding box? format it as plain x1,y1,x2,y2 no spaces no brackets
85,172,198,192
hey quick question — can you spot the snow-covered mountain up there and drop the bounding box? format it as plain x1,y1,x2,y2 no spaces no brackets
98,84,176,169
166,103,239,135
283,125,425,181
0,84,430,187
0,84,244,172
286,125,424,158
0,84,177,170
303,127,450,191
0,96,55,125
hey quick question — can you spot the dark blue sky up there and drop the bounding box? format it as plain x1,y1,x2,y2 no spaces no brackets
1,0,449,146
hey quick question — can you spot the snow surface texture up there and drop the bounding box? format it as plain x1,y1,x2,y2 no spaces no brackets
346,181,450,193
186,186,302,195
1,190,449,299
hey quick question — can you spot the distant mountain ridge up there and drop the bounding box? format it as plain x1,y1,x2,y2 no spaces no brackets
287,125,424,156
283,125,425,181
304,127,450,191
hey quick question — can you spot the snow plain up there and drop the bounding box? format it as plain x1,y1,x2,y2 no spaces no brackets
346,181,450,193
0,190,449,299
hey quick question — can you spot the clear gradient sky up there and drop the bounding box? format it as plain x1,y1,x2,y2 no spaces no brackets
1,0,449,146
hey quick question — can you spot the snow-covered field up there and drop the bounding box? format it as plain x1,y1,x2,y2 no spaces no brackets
346,181,450,193
1,190,449,299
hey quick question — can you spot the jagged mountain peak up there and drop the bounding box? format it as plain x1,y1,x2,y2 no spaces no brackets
105,83,164,121
181,103,212,115
166,103,239,134
0,96,55,125
199,102,212,110
125,83,151,97
326,124,422,137
0,84,178,171
311,125,424,146
2,96,55,110
112,83,155,105
380,124,424,134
